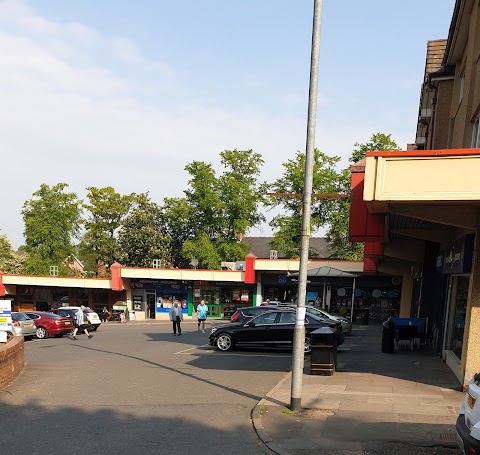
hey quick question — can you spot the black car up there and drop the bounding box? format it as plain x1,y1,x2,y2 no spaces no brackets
210,308,344,353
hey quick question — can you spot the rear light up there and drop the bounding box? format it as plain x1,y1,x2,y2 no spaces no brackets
13,321,20,327
231,313,240,322
468,448,477,455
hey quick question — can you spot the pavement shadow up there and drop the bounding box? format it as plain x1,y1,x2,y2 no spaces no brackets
336,324,461,390
0,400,267,455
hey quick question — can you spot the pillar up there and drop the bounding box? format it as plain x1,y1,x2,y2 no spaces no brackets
462,230,480,388
399,273,414,317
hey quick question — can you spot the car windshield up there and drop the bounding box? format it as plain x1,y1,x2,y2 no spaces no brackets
83,309,94,313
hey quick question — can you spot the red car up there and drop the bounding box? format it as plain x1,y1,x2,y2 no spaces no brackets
23,311,72,339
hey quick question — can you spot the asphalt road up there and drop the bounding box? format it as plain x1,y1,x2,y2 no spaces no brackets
1,321,293,455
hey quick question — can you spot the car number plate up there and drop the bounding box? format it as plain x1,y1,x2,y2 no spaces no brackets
23,323,33,328
65,321,71,325
468,392,476,409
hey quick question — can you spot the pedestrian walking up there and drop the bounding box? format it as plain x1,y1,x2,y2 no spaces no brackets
101,306,109,322
70,304,93,340
196,300,208,333
119,311,126,324
169,300,183,336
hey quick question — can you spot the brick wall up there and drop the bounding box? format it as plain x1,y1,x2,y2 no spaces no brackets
0,336,24,389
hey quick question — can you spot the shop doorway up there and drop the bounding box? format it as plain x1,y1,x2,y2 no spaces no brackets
202,289,222,318
147,293,156,319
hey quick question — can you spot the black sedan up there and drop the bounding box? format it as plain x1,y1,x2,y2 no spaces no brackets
210,309,344,353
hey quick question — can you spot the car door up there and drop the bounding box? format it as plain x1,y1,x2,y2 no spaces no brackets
273,311,297,346
235,312,278,347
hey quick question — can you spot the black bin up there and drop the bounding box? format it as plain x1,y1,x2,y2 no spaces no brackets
381,320,395,353
310,327,337,376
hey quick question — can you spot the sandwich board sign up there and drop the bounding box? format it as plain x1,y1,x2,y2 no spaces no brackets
0,299,13,342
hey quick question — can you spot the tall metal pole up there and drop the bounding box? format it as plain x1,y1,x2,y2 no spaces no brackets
290,0,323,413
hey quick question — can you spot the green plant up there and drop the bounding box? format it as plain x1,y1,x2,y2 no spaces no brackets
258,403,266,417
282,407,297,416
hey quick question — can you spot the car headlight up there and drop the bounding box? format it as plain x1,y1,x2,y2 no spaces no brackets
210,328,217,335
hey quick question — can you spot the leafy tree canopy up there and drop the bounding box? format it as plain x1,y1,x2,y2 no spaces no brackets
164,149,267,268
80,186,133,276
350,133,400,164
22,183,82,275
118,193,172,268
0,234,26,274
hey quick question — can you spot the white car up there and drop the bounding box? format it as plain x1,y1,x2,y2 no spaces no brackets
59,306,102,331
280,303,353,334
457,372,480,454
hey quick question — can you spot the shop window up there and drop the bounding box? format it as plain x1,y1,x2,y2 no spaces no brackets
53,289,69,306
72,288,89,306
19,286,33,302
446,276,469,360
93,291,109,314
472,115,480,148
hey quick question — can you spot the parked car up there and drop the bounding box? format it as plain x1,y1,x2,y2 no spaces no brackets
11,312,37,340
457,372,480,454
23,311,73,339
280,303,352,334
211,308,343,353
57,306,101,330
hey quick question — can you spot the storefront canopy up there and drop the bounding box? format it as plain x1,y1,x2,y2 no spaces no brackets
290,266,358,278
290,266,358,320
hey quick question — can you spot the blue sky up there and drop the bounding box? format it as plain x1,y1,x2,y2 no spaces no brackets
0,0,455,248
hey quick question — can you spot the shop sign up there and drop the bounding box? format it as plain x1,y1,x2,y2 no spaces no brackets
0,300,12,337
443,234,474,274
241,290,249,302
131,279,187,289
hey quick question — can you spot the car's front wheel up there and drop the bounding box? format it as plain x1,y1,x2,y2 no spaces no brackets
304,336,311,353
216,334,234,351
36,326,48,339
90,325,98,331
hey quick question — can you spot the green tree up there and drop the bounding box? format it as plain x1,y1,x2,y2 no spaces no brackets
22,183,82,275
181,233,221,269
164,149,267,269
118,193,172,268
269,150,343,258
0,235,26,274
80,186,133,276
325,169,363,260
161,197,195,268
218,149,268,240
350,133,400,163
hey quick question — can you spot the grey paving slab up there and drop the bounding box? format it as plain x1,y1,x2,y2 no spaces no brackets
253,324,464,455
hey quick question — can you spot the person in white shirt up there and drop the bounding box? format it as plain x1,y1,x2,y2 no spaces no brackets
169,301,183,336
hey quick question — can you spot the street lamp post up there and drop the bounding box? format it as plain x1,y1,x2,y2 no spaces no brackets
290,0,323,413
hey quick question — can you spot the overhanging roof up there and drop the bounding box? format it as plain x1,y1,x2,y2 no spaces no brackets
291,266,358,278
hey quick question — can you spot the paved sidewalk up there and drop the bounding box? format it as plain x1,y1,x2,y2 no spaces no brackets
253,325,465,455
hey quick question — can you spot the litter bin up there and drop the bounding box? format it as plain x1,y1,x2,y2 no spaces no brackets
381,320,395,353
310,327,337,376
